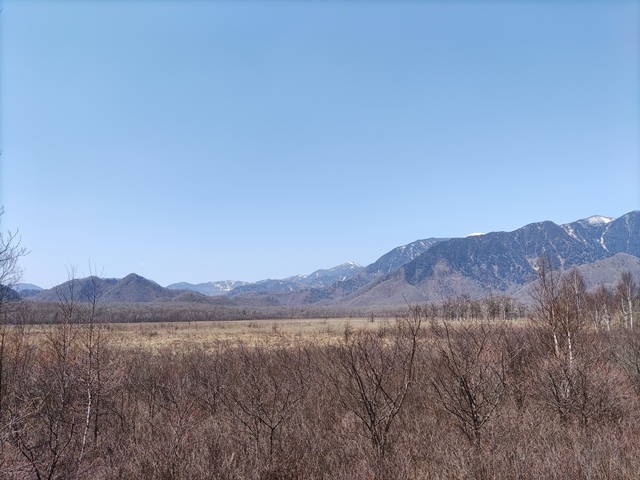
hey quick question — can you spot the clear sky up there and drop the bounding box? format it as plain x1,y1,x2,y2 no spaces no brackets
1,0,639,288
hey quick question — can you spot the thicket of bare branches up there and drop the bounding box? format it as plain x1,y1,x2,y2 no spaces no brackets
1,266,640,479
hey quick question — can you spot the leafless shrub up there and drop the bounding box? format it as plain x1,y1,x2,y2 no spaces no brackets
218,341,312,477
429,319,508,450
320,306,423,477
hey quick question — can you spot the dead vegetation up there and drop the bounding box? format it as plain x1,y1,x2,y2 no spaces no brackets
1,267,640,479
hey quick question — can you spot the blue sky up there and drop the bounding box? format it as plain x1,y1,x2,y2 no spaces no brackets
1,1,639,288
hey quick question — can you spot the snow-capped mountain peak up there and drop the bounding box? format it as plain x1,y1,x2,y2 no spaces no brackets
586,215,614,225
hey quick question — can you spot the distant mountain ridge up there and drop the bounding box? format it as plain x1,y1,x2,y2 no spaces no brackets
32,273,227,304
229,261,365,295
227,211,639,307
289,261,364,287
167,280,250,296
23,211,640,307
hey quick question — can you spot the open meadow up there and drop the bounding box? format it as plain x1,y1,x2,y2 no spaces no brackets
21,317,392,352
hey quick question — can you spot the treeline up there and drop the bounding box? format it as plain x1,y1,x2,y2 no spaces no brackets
1,268,640,478
19,300,381,325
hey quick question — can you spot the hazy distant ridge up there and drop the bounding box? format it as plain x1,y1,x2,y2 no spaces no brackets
167,280,250,296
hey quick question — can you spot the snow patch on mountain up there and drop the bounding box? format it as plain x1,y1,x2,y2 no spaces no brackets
563,224,577,239
587,215,614,225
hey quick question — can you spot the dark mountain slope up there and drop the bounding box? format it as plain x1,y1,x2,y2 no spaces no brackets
602,211,640,255
402,213,639,290
33,274,184,303
101,274,175,302
32,277,120,302
342,211,640,305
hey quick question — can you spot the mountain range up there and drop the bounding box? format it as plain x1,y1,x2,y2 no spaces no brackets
24,211,640,308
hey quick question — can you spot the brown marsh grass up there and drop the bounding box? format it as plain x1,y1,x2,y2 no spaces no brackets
18,316,398,353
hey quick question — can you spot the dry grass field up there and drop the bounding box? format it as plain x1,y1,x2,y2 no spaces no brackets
20,316,397,352
105,317,391,351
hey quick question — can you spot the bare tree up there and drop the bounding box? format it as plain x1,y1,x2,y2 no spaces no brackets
616,271,638,330
588,284,614,332
530,255,564,357
75,265,122,476
531,258,587,367
0,207,27,306
557,267,587,367
0,207,28,415
323,305,423,468
220,341,311,476
429,319,508,449
0,208,29,463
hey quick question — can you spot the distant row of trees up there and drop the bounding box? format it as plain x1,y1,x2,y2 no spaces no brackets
423,265,639,331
